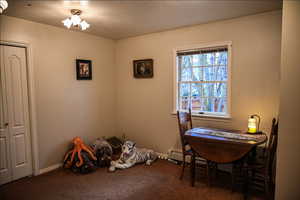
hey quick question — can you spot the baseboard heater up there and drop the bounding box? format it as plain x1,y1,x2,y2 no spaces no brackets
167,148,231,172
168,148,187,162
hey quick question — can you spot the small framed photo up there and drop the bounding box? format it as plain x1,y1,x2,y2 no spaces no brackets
76,59,92,80
133,59,153,78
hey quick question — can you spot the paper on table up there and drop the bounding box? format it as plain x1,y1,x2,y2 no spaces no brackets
191,128,260,141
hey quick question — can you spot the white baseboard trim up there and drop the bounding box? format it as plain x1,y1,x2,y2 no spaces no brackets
39,163,62,175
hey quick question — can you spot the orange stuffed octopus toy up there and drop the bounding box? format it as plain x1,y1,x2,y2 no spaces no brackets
64,137,97,168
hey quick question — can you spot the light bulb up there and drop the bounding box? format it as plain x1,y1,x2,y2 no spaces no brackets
0,0,8,14
62,18,72,29
71,15,81,26
80,20,90,30
62,9,90,31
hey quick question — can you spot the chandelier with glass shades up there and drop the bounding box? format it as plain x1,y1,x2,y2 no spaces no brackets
62,9,90,31
0,0,8,14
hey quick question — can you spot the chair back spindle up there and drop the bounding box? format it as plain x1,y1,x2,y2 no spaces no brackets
265,118,279,184
177,109,193,151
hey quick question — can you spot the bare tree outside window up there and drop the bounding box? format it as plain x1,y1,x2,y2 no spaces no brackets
176,45,229,116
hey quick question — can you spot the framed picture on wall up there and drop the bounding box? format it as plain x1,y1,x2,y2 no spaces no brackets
133,59,153,78
76,59,92,80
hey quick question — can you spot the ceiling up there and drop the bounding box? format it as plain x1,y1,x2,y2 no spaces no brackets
5,0,282,40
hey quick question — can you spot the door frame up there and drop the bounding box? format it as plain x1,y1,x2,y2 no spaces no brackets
0,40,39,176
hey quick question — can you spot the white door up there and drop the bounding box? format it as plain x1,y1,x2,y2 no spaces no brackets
0,45,12,185
0,45,32,185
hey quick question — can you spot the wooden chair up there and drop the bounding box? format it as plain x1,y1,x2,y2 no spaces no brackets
176,109,193,180
246,118,279,199
176,109,207,186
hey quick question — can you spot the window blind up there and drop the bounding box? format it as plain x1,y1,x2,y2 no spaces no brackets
177,46,228,56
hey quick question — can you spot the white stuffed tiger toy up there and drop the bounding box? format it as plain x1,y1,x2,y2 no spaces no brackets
109,141,157,172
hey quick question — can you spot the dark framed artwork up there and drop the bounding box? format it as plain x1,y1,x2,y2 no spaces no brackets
76,59,92,80
133,59,153,78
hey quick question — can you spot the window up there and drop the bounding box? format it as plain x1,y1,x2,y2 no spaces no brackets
174,42,231,117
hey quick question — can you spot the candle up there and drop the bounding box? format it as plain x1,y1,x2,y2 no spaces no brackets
248,117,257,133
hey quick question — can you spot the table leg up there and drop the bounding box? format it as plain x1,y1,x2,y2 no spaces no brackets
206,161,211,187
190,152,195,187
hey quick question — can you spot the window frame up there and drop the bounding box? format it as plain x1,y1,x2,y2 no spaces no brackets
173,41,232,119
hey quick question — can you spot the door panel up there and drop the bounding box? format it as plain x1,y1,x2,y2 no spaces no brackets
0,45,12,185
0,136,11,184
0,137,9,171
3,45,32,181
9,56,25,126
14,134,26,166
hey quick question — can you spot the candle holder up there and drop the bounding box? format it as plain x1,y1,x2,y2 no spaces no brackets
247,114,263,134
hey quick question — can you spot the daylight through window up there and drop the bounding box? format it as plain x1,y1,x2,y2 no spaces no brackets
176,44,230,117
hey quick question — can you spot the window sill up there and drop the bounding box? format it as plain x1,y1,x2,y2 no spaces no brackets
171,112,232,122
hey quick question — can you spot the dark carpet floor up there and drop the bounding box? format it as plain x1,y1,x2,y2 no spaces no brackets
0,160,264,200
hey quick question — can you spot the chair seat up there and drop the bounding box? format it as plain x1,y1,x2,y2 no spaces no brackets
183,149,193,155
247,163,265,175
183,149,205,162
246,156,265,170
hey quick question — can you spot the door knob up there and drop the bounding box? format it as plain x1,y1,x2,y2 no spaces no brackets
4,122,8,126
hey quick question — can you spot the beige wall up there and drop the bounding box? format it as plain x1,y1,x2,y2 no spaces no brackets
2,7,298,198
115,11,282,153
276,1,300,199
0,10,283,171
0,15,116,169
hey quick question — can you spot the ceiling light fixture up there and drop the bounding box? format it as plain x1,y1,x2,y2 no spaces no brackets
62,9,90,31
0,0,8,14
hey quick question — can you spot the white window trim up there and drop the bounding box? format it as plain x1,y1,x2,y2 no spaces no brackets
172,41,232,119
